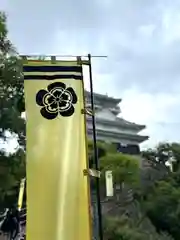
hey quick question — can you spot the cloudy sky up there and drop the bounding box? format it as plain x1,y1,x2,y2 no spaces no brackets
2,0,180,149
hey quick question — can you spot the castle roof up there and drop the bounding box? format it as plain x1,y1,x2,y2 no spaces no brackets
85,90,121,105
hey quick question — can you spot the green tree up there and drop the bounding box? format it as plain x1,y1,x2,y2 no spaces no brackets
142,142,180,173
0,11,25,209
103,215,173,240
140,143,173,200
88,139,116,168
100,153,140,189
142,143,170,173
145,180,180,240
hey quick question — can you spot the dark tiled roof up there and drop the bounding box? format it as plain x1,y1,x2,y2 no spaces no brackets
85,90,121,104
116,117,146,130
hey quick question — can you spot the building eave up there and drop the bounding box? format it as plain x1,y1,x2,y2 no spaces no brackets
88,129,149,143
116,118,146,131
85,90,121,104
87,116,146,132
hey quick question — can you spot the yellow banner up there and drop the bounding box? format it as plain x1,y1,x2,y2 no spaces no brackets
23,60,91,240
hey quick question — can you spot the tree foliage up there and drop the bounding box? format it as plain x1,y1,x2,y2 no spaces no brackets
103,215,174,240
0,11,25,209
140,143,180,240
100,153,140,188
98,142,180,240
145,180,180,239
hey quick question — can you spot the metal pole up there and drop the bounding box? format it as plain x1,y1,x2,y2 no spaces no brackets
21,54,107,58
88,53,103,240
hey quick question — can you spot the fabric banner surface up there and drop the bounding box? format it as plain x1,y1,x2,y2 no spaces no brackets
23,60,91,240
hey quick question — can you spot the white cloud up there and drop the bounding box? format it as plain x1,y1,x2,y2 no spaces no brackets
138,24,156,38
121,87,180,124
121,87,180,148
162,8,180,44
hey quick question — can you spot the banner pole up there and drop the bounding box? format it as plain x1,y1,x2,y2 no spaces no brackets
88,53,104,240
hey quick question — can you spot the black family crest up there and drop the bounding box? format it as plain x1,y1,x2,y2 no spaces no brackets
36,82,78,119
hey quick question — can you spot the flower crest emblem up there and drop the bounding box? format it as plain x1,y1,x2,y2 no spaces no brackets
36,82,78,119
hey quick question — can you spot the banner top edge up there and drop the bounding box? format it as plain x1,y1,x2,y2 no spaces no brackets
22,60,85,67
